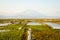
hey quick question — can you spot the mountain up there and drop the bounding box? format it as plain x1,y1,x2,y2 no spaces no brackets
15,10,47,19
0,10,60,19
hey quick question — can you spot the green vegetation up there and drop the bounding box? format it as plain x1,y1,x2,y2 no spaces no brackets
0,19,60,40
32,30,60,40
0,23,26,40
27,25,52,31
5,24,20,30
0,30,20,40
0,19,28,40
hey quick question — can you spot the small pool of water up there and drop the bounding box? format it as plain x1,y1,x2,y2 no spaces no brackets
0,23,11,26
44,22,60,29
27,22,42,25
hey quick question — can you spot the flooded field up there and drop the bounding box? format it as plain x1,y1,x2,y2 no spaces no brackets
0,23,11,26
27,22,42,25
44,22,60,29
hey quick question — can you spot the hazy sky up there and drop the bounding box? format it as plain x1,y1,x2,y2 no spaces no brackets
0,0,60,18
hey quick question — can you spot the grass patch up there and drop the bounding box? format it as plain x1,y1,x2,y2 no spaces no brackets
27,25,52,30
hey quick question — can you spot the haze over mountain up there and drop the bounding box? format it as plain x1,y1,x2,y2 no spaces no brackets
0,0,60,19
0,10,60,19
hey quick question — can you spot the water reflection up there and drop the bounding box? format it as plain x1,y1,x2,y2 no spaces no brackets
44,22,60,29
27,22,42,25
0,23,11,26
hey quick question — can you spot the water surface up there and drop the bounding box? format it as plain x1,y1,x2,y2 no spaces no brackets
44,22,60,29
0,23,11,26
27,22,42,25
